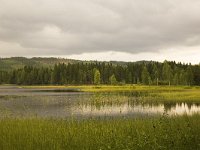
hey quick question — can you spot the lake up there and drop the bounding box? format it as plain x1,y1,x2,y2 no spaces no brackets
0,87,200,118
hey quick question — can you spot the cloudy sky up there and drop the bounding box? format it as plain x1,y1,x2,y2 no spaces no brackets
0,0,200,64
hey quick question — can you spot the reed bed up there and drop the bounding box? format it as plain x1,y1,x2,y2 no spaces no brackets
0,115,199,150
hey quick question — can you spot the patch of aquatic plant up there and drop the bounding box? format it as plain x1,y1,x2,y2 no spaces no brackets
0,95,27,100
145,90,200,103
18,85,200,103
77,93,136,107
76,89,200,109
33,88,81,93
0,114,199,150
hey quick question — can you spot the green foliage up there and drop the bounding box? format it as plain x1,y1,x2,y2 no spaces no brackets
186,65,194,85
0,60,200,85
94,69,101,85
109,74,117,85
162,61,173,86
0,57,78,71
0,115,200,149
141,66,151,85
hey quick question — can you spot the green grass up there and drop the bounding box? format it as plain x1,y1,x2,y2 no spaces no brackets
145,90,200,103
20,85,200,103
0,115,199,150
20,85,200,92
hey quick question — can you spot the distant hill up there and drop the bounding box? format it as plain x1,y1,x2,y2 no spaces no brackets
0,57,79,71
0,57,156,71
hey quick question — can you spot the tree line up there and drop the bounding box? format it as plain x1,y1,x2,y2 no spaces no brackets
0,60,200,85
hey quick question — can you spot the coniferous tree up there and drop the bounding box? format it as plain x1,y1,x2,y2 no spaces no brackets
141,66,151,85
186,65,193,86
152,63,159,85
162,61,173,86
0,60,200,86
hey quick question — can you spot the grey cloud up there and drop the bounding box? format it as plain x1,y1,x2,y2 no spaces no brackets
0,0,200,56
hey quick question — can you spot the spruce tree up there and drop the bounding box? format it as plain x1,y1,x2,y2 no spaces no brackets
141,66,151,85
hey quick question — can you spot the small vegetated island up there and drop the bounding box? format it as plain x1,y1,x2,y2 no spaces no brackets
0,57,200,150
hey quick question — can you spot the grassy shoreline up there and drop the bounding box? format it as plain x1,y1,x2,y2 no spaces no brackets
1,85,200,103
0,115,199,150
9,85,200,103
18,84,200,91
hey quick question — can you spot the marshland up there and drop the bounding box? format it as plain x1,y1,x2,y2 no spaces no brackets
0,85,200,149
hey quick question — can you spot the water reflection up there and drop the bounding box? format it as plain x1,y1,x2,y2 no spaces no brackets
74,103,200,117
0,88,199,118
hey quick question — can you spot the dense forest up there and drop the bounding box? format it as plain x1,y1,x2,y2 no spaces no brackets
0,60,200,85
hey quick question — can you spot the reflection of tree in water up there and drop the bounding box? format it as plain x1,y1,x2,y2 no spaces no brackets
163,102,200,113
195,103,200,107
163,102,176,112
187,103,192,110
183,103,199,111
125,91,149,97
77,92,200,116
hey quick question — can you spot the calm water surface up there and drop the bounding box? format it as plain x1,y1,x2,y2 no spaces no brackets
0,87,200,118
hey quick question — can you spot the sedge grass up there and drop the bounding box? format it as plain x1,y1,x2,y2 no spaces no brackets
0,115,200,150
9,85,200,103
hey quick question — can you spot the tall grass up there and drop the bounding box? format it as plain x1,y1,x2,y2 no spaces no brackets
0,115,199,150
20,85,200,103
21,85,200,92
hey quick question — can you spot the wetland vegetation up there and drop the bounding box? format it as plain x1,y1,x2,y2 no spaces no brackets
0,115,200,150
0,85,200,149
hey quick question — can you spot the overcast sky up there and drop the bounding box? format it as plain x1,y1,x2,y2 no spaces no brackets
0,0,200,64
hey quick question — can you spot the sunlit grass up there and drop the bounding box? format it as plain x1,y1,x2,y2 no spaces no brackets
20,85,199,92
19,85,200,103
145,90,200,103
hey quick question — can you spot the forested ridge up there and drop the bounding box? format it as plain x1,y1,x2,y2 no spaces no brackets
0,57,79,71
0,60,200,85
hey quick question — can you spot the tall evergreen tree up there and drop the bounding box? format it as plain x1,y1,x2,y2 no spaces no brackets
186,65,193,86
162,61,173,86
141,66,151,85
152,63,159,85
